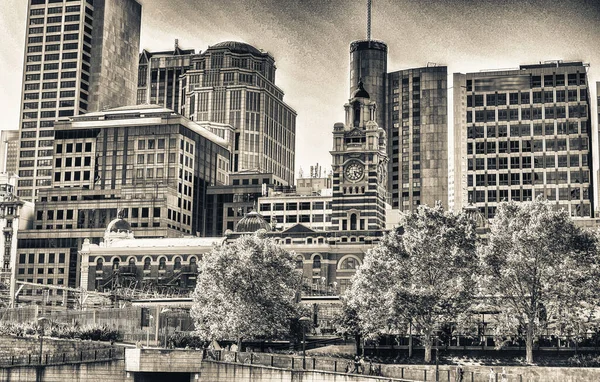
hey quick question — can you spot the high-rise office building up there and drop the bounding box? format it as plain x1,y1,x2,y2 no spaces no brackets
0,131,20,174
137,41,196,110
453,62,593,218
17,0,142,201
179,41,297,185
348,35,448,213
16,105,230,306
387,66,448,211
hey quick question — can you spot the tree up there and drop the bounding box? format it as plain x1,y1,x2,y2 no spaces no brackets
481,197,599,363
333,297,362,355
190,234,303,347
346,203,479,362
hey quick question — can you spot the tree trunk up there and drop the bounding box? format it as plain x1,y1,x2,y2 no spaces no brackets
237,337,243,352
526,321,534,364
355,334,361,356
424,335,432,363
408,322,413,358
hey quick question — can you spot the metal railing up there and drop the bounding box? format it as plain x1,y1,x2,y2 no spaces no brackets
201,349,524,381
0,346,124,367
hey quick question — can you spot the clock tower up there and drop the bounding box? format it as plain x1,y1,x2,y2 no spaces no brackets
330,81,388,231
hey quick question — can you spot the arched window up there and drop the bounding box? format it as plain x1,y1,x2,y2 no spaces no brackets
350,213,357,231
112,258,120,270
174,257,182,271
340,257,359,270
353,101,361,126
127,257,136,273
128,258,135,265
158,257,166,270
96,257,103,271
312,255,321,269
296,256,304,269
189,256,198,272
143,257,151,270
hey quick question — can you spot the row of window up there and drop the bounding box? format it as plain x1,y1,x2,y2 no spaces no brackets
23,109,74,119
466,105,588,123
466,137,589,154
467,122,582,138
467,171,590,187
468,189,591,204
19,252,66,264
467,89,587,107
259,201,330,211
23,81,79,91
468,155,589,170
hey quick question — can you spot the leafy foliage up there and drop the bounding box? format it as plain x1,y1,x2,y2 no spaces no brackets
481,197,599,363
346,203,479,362
190,234,303,342
0,321,120,342
168,332,206,349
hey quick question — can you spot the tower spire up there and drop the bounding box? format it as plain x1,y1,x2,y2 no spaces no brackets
367,0,372,40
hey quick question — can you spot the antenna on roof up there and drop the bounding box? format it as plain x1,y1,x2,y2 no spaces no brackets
174,39,179,50
367,0,372,40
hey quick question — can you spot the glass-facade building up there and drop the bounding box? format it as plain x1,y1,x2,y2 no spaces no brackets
453,62,593,218
180,41,297,185
137,43,196,111
17,0,141,201
386,66,448,210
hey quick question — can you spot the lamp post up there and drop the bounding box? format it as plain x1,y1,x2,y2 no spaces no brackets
299,316,311,368
161,308,172,348
37,317,48,364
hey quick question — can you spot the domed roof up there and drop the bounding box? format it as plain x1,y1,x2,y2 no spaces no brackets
235,211,272,233
209,41,263,56
353,80,370,99
106,218,132,233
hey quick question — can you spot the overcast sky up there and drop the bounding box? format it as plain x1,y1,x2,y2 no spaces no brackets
1,0,599,179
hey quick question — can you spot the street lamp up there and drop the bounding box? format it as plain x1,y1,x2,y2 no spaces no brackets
161,308,172,348
37,317,48,364
299,316,311,368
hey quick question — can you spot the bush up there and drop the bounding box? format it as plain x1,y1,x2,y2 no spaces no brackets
168,332,206,349
0,321,120,342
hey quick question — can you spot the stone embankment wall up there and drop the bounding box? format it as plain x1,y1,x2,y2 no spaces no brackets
0,360,126,381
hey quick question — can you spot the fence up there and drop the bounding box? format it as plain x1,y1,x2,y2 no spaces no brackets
0,346,124,367
202,349,524,382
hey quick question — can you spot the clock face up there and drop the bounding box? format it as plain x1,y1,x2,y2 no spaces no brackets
345,161,364,181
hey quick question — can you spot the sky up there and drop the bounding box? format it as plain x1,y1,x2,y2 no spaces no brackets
1,0,599,180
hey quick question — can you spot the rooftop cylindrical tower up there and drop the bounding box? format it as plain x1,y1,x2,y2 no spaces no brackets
349,39,387,128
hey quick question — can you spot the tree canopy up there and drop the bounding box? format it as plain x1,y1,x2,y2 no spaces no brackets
346,203,479,362
482,197,599,363
190,234,303,343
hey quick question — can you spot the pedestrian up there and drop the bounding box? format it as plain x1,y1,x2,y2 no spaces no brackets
456,365,464,382
353,355,360,373
489,367,495,382
501,367,508,382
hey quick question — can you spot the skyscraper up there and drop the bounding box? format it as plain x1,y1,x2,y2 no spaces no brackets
0,130,19,174
453,62,594,218
17,0,142,201
179,41,297,185
16,105,230,306
387,66,448,211
347,5,448,213
137,41,196,110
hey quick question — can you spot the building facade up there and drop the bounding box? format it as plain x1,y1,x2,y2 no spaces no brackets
0,174,34,307
15,106,230,307
205,171,289,236
17,0,142,201
179,41,297,185
137,41,195,110
0,131,19,175
453,62,594,218
330,82,389,231
386,66,448,211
